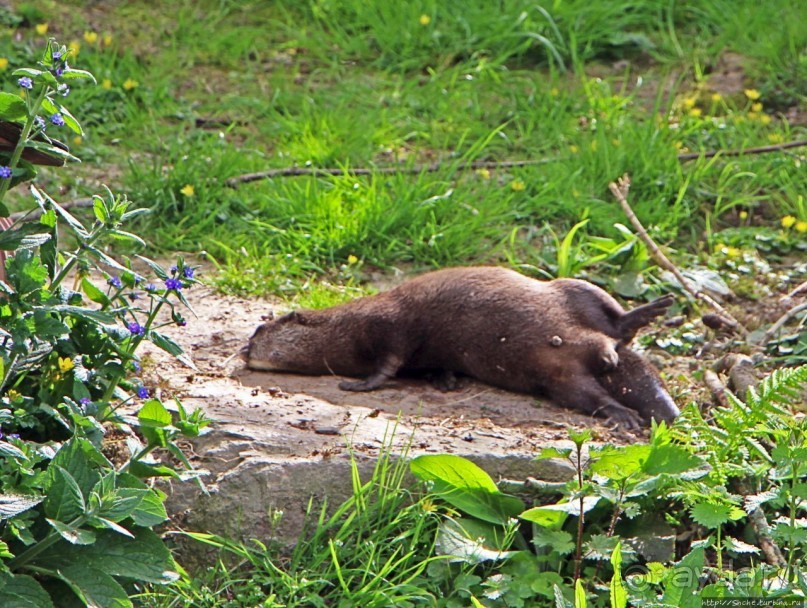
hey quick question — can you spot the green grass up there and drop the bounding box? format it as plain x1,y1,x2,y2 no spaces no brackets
0,0,805,297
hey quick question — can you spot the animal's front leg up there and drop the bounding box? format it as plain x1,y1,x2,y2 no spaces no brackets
338,353,403,392
545,373,644,430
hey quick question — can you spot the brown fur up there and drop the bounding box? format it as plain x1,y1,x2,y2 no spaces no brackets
247,266,676,429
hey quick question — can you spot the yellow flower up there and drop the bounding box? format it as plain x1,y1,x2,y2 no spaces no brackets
781,215,796,228
550,87,559,97
103,34,113,47
0,58,8,70
6,389,21,401
682,97,697,110
710,92,722,102
83,31,99,44
759,114,772,125
796,221,807,233
569,144,579,154
35,23,48,35
180,184,195,197
751,102,763,112
68,41,81,56
688,108,702,118
768,133,784,143
511,179,526,191
475,168,491,180
724,246,741,258
739,210,748,220
747,112,759,121
72,136,82,146
611,138,621,147
101,78,113,89
419,14,431,25
58,357,75,373
744,88,761,101
347,254,359,265
123,78,138,90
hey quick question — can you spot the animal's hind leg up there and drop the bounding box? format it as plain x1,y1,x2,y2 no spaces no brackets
338,354,403,392
618,294,674,343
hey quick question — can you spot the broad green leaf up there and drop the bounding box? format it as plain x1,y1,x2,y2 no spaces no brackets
410,455,524,524
48,305,116,325
535,446,573,460
148,331,196,369
130,490,169,527
554,584,570,608
590,444,651,480
642,444,704,476
531,528,575,554
46,518,96,545
37,527,179,584
24,139,80,163
520,506,567,528
610,542,627,608
0,223,52,251
436,519,520,563
58,564,131,608
81,278,110,306
0,573,55,608
138,398,172,428
60,68,97,83
0,92,28,122
0,494,42,519
0,441,27,460
44,466,85,522
661,546,705,608
33,309,69,340
411,454,498,493
126,460,181,480
49,439,107,495
31,185,89,237
7,249,47,294
574,578,587,608
690,502,745,529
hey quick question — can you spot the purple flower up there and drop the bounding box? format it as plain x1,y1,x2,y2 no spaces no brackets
137,386,149,399
128,292,139,301
79,397,91,406
183,267,195,279
57,83,70,97
50,113,65,127
108,276,122,289
0,166,11,179
18,77,33,89
144,283,157,292
130,360,141,372
170,265,178,274
165,278,182,291
127,322,145,336
52,51,62,61
54,65,64,77
34,116,46,130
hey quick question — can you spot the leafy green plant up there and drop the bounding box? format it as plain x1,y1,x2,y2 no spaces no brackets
0,40,209,607
139,441,445,608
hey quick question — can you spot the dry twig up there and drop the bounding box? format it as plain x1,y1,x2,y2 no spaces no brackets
607,173,747,334
677,138,807,162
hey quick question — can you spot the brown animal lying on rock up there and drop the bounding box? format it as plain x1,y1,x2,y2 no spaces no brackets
247,266,679,430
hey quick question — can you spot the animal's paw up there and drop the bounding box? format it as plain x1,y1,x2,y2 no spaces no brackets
431,370,459,392
338,379,374,392
599,403,644,431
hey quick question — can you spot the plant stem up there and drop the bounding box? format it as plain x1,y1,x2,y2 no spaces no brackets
573,443,585,581
0,87,48,204
8,515,86,569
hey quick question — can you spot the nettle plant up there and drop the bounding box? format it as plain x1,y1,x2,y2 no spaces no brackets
0,40,208,606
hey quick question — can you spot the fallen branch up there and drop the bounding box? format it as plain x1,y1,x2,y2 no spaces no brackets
607,174,747,334
762,301,807,345
677,138,807,162
703,370,729,408
225,158,558,188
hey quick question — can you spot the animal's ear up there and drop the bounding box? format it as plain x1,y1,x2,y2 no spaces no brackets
278,310,313,326
261,311,275,322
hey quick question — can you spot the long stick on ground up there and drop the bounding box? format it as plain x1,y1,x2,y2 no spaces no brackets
607,173,746,334
677,138,807,161
225,158,558,188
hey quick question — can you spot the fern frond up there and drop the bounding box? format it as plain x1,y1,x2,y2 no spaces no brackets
744,365,807,412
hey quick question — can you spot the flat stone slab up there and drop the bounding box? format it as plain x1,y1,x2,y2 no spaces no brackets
141,288,635,550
